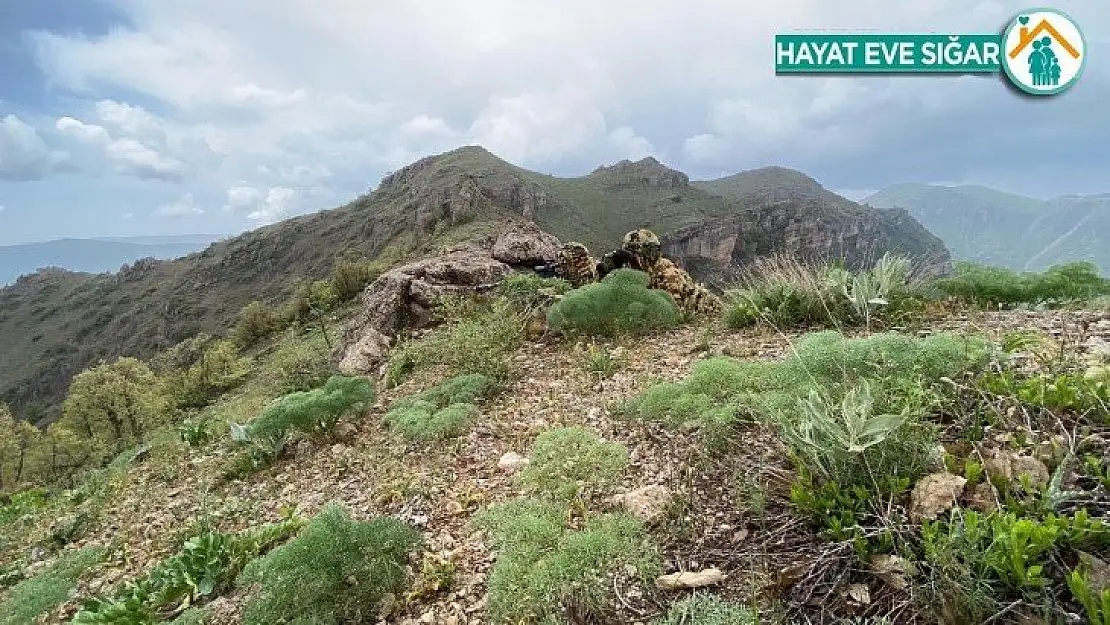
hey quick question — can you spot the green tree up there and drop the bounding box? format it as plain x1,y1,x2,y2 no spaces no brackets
60,357,169,458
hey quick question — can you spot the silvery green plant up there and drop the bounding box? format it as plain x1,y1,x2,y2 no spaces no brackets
777,380,911,484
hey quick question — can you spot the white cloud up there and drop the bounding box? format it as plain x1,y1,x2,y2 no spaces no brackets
105,138,187,181
1,114,68,181
95,100,163,137
222,185,300,224
55,116,112,143
155,192,203,217
11,0,1108,234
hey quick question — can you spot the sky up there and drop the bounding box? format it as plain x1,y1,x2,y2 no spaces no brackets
0,0,1106,245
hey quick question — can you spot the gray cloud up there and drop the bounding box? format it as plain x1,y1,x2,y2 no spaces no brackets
0,114,69,181
11,0,1107,233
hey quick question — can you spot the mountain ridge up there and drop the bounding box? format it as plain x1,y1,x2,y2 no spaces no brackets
0,145,948,422
863,182,1110,272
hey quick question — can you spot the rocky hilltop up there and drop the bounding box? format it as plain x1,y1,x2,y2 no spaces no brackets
0,146,949,422
686,167,952,281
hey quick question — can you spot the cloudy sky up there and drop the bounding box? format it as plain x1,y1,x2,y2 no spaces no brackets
0,0,1105,245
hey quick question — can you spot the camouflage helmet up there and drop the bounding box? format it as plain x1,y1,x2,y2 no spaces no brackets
621,229,662,263
558,241,591,263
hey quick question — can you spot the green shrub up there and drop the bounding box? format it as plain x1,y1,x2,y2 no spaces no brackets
384,401,478,442
232,301,285,348
475,498,662,624
518,427,629,502
330,257,380,302
285,279,340,325
655,592,758,625
624,330,989,439
725,253,923,330
230,376,375,464
171,339,253,410
389,296,525,381
266,334,334,394
546,269,679,338
0,546,105,625
238,504,422,625
932,261,1110,309
920,509,1109,621
383,373,497,441
497,273,570,313
72,518,302,623
0,487,48,525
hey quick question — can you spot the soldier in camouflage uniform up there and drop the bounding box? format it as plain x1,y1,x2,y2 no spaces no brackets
555,242,599,288
612,229,723,316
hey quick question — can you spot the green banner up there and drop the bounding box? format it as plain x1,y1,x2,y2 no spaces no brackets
775,34,1003,73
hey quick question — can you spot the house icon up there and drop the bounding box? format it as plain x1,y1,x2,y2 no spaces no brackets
1009,18,1081,60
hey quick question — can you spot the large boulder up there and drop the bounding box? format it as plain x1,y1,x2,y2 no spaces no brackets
334,224,561,376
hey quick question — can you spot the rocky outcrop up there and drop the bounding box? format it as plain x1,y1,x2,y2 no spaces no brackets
377,146,552,230
588,156,689,189
662,199,953,283
334,223,561,376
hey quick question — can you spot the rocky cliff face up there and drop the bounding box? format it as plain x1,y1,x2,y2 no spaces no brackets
662,199,953,282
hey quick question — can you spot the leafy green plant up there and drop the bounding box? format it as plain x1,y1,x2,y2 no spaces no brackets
0,487,48,525
72,518,303,623
237,504,421,625
475,498,662,624
1067,565,1110,625
546,269,679,338
583,344,622,379
518,427,629,502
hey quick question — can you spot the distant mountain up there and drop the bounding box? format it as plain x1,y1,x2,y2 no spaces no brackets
863,183,1110,272
0,146,948,422
0,235,225,285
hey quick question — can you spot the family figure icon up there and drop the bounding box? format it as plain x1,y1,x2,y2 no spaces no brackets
1028,37,1061,86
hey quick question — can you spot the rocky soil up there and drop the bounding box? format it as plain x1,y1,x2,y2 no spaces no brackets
18,307,1110,624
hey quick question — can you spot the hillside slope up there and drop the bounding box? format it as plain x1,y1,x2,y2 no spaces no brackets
863,183,1110,272
0,147,948,422
0,235,224,286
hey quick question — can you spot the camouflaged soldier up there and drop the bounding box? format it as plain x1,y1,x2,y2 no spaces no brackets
555,242,599,288
618,229,723,316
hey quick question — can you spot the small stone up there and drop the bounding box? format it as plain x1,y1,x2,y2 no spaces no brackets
334,420,358,439
497,452,529,473
655,567,726,591
613,485,671,524
909,472,967,522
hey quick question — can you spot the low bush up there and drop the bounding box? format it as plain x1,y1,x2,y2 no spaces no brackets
384,374,496,442
725,253,924,331
0,487,48,525
655,592,759,625
518,426,630,502
237,504,422,625
497,273,570,313
932,261,1110,309
230,376,375,465
72,518,302,623
475,498,662,624
0,546,105,625
330,256,380,302
389,295,526,381
920,509,1109,622
546,269,679,338
231,301,286,349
